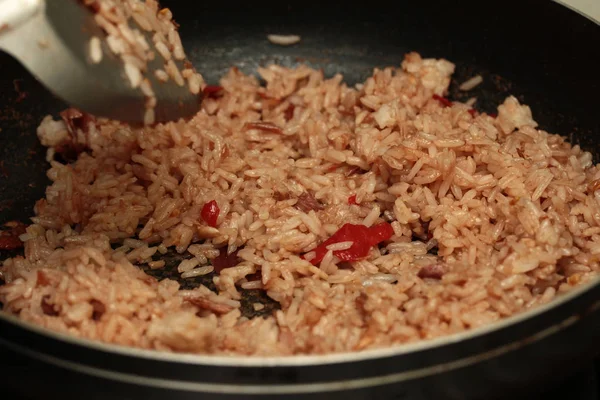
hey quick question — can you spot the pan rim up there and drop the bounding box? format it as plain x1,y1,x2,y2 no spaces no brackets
1,276,598,367
0,0,599,371
0,304,593,394
552,0,600,25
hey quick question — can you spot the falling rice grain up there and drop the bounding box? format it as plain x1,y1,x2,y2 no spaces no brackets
465,97,477,107
267,34,301,46
124,63,142,88
89,36,103,64
165,59,185,87
154,69,169,82
459,75,483,91
144,108,155,125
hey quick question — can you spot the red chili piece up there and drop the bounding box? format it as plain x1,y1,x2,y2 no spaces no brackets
417,264,446,280
489,113,498,118
284,104,295,121
0,235,22,250
306,222,394,266
60,107,96,136
432,94,453,108
203,85,224,99
212,249,241,274
348,194,358,205
468,109,477,117
295,192,324,213
257,91,274,100
201,200,220,228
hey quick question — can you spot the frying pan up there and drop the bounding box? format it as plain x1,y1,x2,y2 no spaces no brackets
0,0,599,399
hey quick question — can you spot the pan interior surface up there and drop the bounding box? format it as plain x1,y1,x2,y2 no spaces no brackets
0,0,599,369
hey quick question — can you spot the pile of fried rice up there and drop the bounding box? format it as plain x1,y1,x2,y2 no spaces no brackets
0,51,599,355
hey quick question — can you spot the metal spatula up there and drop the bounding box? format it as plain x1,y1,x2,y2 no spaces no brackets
0,0,201,124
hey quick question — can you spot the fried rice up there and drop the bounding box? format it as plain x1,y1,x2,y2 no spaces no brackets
0,50,599,355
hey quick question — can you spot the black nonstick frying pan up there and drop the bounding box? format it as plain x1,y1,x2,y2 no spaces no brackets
0,0,599,399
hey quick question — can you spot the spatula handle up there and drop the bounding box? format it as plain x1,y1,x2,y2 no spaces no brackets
0,0,43,34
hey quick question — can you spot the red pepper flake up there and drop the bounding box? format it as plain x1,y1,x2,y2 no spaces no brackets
346,166,364,177
306,222,394,266
326,164,340,173
588,179,600,193
90,299,106,321
468,109,477,117
489,113,498,118
13,79,27,103
188,297,233,314
348,194,358,205
79,0,101,13
432,94,453,108
243,121,283,134
220,144,230,159
284,103,295,121
41,296,59,316
257,91,274,100
37,270,51,286
417,264,446,280
0,235,22,250
257,91,281,108
274,191,291,201
201,200,220,228
295,192,324,213
203,85,224,99
212,249,241,274
60,107,96,137
0,221,27,250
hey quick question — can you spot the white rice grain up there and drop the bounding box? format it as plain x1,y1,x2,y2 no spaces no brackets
465,97,477,107
181,265,214,278
124,63,142,88
154,69,169,82
326,241,354,251
144,108,155,125
267,34,301,46
89,36,103,64
178,258,200,273
459,75,483,91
